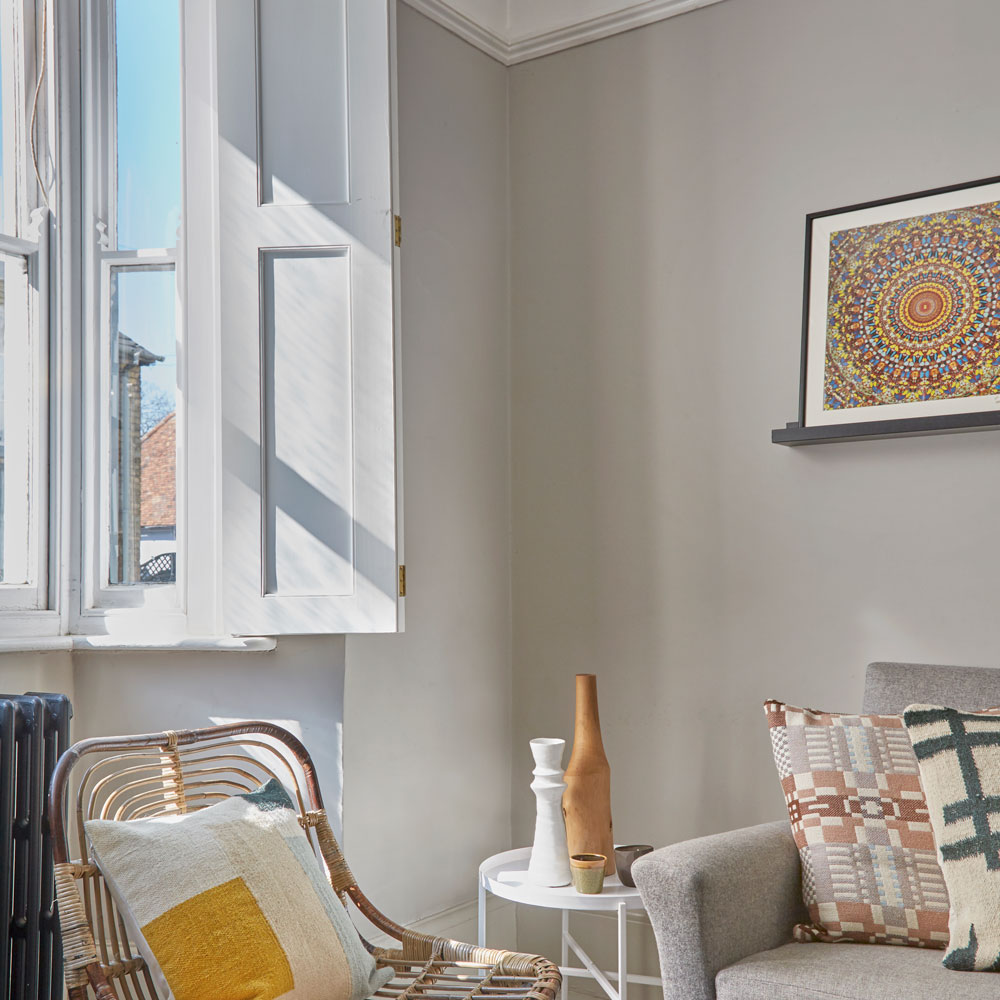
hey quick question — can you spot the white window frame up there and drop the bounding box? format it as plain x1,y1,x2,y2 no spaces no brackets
0,218,49,614
0,0,52,626
74,0,189,635
176,0,223,638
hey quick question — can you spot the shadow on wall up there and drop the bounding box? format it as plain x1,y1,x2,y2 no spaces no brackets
67,636,347,838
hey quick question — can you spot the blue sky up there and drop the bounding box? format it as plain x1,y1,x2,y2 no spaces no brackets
115,0,180,403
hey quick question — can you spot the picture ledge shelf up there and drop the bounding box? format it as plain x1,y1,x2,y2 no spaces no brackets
772,409,1000,445
0,635,277,654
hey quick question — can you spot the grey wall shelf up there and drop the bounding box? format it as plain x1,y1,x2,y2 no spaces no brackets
772,410,1000,445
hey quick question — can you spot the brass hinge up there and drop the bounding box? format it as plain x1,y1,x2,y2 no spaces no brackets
398,564,406,597
393,215,402,247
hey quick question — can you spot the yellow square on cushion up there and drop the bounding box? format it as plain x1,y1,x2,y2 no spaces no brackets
142,876,293,1000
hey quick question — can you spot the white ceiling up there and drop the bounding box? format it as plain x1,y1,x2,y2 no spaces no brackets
402,0,730,65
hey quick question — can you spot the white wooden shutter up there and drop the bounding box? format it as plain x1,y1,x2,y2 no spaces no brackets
215,0,398,634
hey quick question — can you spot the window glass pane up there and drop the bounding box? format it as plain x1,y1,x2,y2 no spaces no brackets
0,251,32,584
0,36,6,233
109,266,176,585
0,5,14,236
115,0,180,250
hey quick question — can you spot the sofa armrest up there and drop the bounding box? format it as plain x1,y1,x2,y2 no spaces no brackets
631,820,805,1000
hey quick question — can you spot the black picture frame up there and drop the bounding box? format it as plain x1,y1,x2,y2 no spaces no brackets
773,175,1000,445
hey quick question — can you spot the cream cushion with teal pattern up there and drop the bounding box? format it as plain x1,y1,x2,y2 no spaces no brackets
904,705,1000,972
85,779,394,1000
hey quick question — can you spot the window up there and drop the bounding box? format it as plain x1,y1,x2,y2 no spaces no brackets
108,0,180,588
0,0,401,642
80,0,180,625
0,0,48,616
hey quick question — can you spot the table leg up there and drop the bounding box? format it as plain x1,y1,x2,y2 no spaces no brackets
478,877,486,948
561,910,569,1000
617,902,627,1000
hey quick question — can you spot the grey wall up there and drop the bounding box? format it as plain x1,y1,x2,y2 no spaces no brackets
0,653,74,702
509,0,1000,857
70,640,348,833
345,2,514,927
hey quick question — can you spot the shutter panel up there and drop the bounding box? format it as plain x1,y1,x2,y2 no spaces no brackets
216,0,398,634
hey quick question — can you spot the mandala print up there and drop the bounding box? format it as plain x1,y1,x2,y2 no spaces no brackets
824,201,1000,410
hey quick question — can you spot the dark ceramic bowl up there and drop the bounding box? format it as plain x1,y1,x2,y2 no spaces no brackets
614,844,653,888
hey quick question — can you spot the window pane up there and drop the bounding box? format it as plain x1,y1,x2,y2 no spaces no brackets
0,3,15,236
0,33,6,233
115,0,181,250
109,266,176,585
0,252,32,584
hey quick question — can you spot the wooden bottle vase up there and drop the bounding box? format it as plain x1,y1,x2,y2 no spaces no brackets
562,673,614,876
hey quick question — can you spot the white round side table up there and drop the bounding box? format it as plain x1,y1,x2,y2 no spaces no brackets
478,847,660,1000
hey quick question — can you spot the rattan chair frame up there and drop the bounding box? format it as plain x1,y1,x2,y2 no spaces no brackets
48,722,560,1000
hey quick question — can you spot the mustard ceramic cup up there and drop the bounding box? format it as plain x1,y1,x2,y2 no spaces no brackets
570,853,606,894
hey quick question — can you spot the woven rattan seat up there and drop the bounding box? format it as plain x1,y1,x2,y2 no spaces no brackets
48,722,561,1000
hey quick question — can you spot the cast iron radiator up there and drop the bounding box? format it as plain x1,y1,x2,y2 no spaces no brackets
0,694,72,1000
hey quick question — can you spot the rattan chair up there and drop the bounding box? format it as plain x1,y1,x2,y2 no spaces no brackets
48,722,561,1000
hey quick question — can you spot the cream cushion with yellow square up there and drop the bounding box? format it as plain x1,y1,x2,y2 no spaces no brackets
85,779,393,1000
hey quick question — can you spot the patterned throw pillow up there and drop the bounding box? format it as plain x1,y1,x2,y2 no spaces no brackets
86,779,394,1000
904,705,1000,971
764,700,949,948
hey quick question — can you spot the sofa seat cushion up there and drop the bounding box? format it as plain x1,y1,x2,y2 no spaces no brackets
715,942,1000,1000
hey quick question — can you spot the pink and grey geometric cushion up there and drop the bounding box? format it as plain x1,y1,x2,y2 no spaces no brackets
765,700,949,948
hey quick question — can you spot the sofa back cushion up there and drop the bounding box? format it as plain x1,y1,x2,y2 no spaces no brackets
863,662,1000,715
765,700,949,948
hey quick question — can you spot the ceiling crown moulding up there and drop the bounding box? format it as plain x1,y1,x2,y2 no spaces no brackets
401,0,730,65
402,0,510,64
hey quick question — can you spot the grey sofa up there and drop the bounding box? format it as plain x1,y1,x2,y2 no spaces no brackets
631,661,1000,1000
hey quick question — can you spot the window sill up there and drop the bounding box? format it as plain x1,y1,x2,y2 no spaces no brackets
0,635,277,654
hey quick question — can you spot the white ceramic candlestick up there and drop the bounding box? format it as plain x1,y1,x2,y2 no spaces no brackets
527,738,572,887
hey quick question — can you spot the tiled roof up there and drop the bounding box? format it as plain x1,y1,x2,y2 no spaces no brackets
141,412,176,528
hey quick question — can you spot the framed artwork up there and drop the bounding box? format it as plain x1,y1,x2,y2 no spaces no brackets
773,176,1000,444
